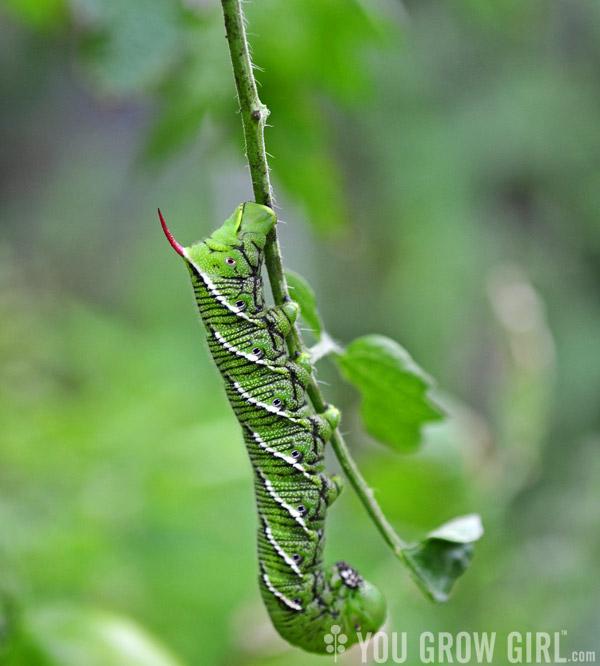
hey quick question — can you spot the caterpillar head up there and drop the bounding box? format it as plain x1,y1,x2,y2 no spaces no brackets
264,562,386,654
333,562,386,642
160,202,276,279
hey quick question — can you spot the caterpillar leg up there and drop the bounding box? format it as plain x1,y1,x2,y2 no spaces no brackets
324,473,343,506
265,301,299,337
281,299,300,324
294,351,312,373
322,404,340,431
310,404,340,443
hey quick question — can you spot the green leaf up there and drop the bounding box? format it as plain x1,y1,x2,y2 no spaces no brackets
401,514,484,603
75,0,184,96
2,0,66,29
142,15,235,163
285,269,323,338
6,606,188,666
336,334,444,451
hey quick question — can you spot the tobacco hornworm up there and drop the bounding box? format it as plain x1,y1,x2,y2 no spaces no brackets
161,202,386,653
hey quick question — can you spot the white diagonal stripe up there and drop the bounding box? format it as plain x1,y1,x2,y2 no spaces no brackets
249,429,312,481
262,517,302,577
231,380,300,422
262,572,302,611
256,469,309,535
212,330,280,370
184,250,254,322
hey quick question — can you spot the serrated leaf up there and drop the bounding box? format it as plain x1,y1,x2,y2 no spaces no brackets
401,514,484,603
336,334,444,452
285,269,323,338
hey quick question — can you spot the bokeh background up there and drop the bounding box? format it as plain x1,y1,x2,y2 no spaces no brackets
1,0,599,664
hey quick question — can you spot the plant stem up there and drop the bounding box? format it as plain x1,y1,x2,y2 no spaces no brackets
220,0,407,557
220,0,288,308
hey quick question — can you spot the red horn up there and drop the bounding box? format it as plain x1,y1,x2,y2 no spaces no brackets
158,208,185,257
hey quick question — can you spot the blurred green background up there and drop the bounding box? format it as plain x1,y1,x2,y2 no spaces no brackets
1,0,599,664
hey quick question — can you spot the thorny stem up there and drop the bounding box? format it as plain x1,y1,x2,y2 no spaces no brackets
220,0,288,307
220,0,408,557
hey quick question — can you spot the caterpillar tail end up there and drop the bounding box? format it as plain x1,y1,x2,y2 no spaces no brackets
158,208,185,257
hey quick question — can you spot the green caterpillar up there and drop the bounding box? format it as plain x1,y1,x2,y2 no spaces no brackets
161,202,386,653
